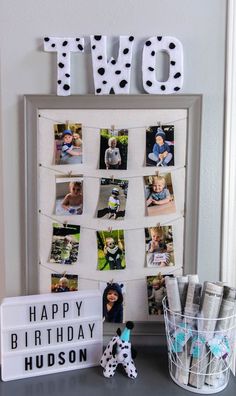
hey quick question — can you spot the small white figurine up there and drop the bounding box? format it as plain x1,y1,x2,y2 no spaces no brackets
100,321,137,379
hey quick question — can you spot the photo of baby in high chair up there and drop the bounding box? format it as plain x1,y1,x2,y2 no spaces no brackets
55,177,83,215
144,173,176,216
145,226,175,267
99,128,128,170
54,123,83,165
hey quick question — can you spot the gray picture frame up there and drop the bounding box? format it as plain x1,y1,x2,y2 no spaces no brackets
24,94,202,336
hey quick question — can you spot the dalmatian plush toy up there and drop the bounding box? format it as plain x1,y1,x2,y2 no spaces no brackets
100,321,137,379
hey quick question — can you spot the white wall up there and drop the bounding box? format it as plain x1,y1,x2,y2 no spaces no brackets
0,0,227,296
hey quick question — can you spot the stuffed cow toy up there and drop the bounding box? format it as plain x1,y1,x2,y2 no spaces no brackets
100,321,137,379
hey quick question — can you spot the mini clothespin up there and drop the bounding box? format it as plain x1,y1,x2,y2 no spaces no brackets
66,120,70,129
110,124,115,134
63,220,68,227
109,279,114,285
108,226,113,233
62,271,67,277
110,174,114,182
67,171,72,177
156,222,161,228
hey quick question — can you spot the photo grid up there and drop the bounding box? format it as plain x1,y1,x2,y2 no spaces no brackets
40,121,181,320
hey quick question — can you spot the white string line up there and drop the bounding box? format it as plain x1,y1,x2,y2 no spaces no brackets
39,261,183,280
38,163,186,177
38,114,187,129
39,210,184,230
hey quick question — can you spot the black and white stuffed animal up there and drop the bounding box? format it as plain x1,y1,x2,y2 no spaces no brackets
100,321,137,379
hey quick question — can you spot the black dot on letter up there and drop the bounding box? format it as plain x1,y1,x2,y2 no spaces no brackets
92,45,96,50
125,63,131,68
146,81,152,87
63,84,70,91
94,35,102,41
115,70,121,75
157,36,162,41
62,41,68,46
57,80,61,85
65,73,70,78
62,53,66,57
161,85,166,91
119,80,128,88
169,43,176,49
76,38,80,42
111,60,116,65
51,44,55,48
58,62,64,68
174,87,180,91
174,72,181,78
98,67,105,76
97,55,103,60
129,36,134,41
102,81,107,84
148,67,154,71
44,37,50,42
151,51,155,56
146,41,151,46
96,88,102,93
78,44,83,51
171,61,176,66
123,48,129,54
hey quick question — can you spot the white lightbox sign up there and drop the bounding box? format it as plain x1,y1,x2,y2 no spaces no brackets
0,290,103,381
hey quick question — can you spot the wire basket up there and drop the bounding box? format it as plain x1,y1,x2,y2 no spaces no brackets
162,296,236,394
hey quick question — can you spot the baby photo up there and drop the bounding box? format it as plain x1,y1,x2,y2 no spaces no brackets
55,177,83,215
100,281,125,323
54,122,83,165
97,229,126,271
145,226,175,267
146,125,174,167
144,173,176,216
49,223,80,265
97,178,129,220
147,273,171,316
51,273,78,293
99,128,128,170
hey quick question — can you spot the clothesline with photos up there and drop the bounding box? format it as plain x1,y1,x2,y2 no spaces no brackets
39,260,183,280
39,163,185,176
38,114,187,129
39,210,184,230
38,112,185,312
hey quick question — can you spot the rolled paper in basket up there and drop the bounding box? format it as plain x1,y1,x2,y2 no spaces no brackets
176,275,188,311
188,282,223,389
165,277,181,314
205,286,236,387
184,282,202,325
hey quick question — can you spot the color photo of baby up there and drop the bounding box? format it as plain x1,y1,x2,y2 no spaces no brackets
99,128,128,170
146,125,174,167
97,230,126,271
144,173,176,216
49,223,80,265
145,226,175,267
97,178,128,220
55,177,83,216
51,274,78,292
54,123,83,165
